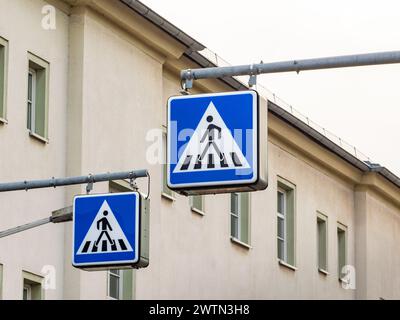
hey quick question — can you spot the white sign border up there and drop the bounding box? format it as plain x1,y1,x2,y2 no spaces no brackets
72,192,140,268
167,90,259,189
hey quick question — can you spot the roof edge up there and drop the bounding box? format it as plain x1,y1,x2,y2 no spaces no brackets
121,0,400,190
120,0,206,52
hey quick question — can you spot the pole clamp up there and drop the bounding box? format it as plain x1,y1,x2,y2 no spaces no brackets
181,69,194,91
86,174,94,194
127,171,138,191
293,60,300,74
248,62,262,87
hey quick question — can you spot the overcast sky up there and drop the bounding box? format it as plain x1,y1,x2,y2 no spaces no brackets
143,0,400,176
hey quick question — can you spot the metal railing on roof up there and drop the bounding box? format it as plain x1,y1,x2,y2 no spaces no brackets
198,48,372,165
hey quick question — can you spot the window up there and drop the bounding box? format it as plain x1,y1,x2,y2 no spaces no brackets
23,284,32,300
317,213,328,273
0,263,3,300
190,195,204,215
230,192,250,245
22,271,43,300
231,193,239,239
27,53,49,141
277,188,286,261
162,132,174,200
107,269,134,300
108,182,135,300
27,68,36,131
337,223,347,280
0,37,8,122
277,178,296,267
108,269,121,300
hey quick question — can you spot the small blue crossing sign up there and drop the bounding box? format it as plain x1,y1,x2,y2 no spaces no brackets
167,90,267,195
72,192,141,269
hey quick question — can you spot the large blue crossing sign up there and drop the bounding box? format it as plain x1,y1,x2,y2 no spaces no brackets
167,90,268,195
72,192,149,270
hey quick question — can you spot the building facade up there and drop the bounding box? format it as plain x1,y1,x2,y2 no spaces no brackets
0,0,399,300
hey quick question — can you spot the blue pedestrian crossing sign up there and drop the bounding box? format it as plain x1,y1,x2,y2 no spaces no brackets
167,90,268,195
72,192,145,269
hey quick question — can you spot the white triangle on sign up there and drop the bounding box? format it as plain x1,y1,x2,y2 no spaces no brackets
174,101,251,173
77,200,133,255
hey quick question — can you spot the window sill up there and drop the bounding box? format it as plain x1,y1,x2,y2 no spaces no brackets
0,117,8,124
230,237,252,250
278,259,297,271
161,192,175,201
191,207,205,216
318,268,329,276
29,131,49,144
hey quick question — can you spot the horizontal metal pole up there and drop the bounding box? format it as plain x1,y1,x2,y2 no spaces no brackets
0,217,51,239
181,50,400,81
0,169,148,193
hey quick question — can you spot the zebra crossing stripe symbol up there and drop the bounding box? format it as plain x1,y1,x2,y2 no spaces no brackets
174,101,251,173
77,200,133,255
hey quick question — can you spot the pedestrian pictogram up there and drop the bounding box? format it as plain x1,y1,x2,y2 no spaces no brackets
167,90,267,195
77,200,133,254
174,102,250,173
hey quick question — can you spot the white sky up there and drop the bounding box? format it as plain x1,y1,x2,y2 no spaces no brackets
142,0,400,176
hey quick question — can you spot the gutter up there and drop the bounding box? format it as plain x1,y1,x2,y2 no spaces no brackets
120,0,205,52
368,164,400,189
267,100,371,172
268,101,400,188
119,0,245,91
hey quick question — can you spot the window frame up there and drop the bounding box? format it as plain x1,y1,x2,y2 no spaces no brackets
22,271,43,300
108,181,135,300
27,68,37,132
277,188,287,262
230,192,251,248
277,176,296,269
190,195,205,216
337,222,348,281
0,36,8,123
107,269,123,300
317,212,328,274
23,284,32,301
0,263,3,300
161,130,175,201
230,193,241,240
27,52,50,143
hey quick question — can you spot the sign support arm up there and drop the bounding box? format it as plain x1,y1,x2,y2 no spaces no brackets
181,50,400,89
0,169,149,193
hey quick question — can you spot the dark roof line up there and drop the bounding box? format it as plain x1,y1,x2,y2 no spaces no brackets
268,100,371,172
120,0,400,190
120,0,205,52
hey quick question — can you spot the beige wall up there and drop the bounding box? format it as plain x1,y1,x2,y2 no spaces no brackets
63,4,166,299
0,0,399,300
364,190,400,299
0,0,69,299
